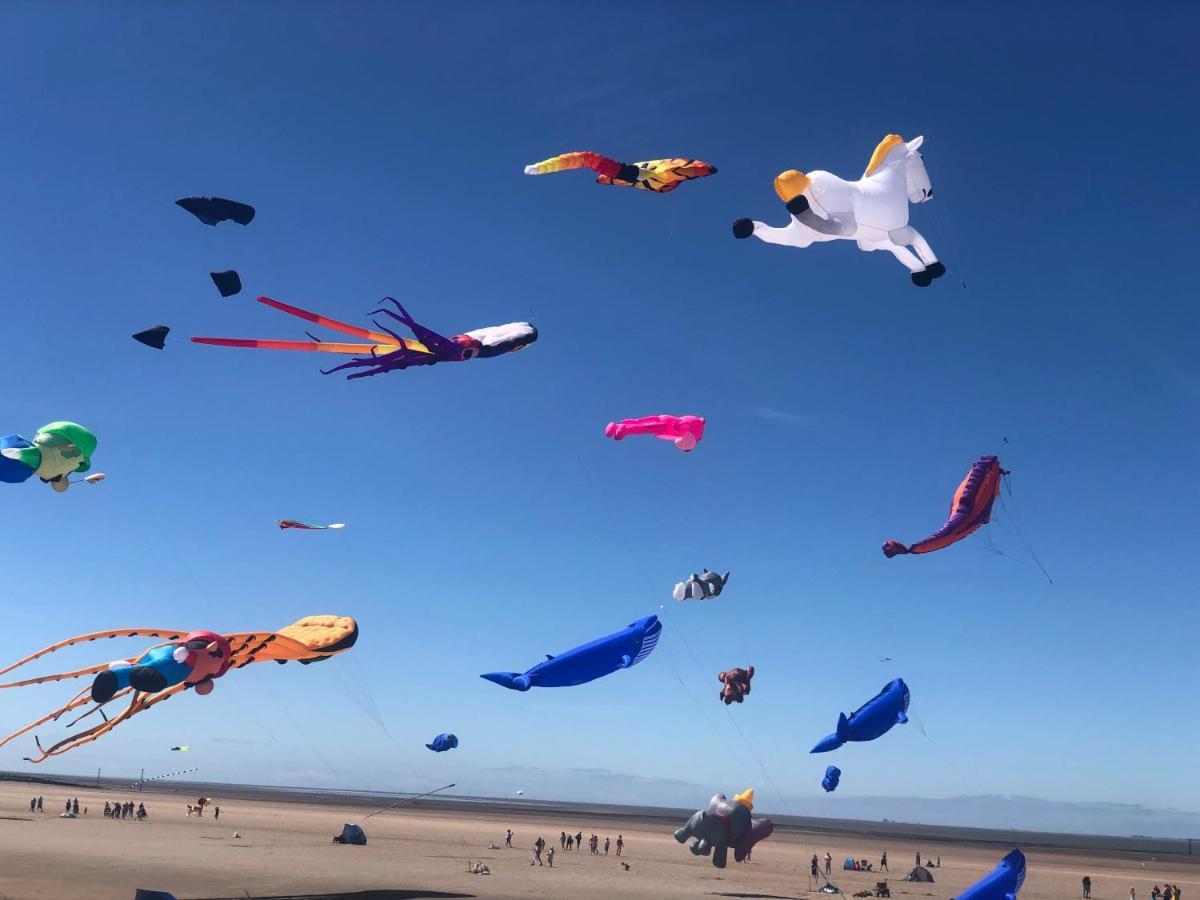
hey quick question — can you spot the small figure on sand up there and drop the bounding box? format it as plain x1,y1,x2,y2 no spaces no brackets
916,850,922,867
812,854,820,878
37,796,43,813
590,833,599,854
605,836,611,855
72,798,79,815
1083,876,1092,899
881,850,888,871
576,831,582,850
530,836,545,866
505,829,512,848
214,806,220,821
616,834,623,856
567,834,574,850
548,846,555,867
825,852,833,875
560,831,566,849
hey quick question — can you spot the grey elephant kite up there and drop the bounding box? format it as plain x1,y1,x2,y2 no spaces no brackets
673,569,730,602
673,789,774,867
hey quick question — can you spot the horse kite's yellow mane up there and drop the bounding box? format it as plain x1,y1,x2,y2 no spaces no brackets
863,134,906,177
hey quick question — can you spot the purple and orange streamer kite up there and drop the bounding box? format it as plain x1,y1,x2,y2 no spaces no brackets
883,456,1006,557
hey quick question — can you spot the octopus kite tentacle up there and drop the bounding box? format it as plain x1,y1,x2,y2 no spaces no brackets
0,628,186,679
27,686,187,763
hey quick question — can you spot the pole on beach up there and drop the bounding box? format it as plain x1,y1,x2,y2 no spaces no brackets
365,783,456,820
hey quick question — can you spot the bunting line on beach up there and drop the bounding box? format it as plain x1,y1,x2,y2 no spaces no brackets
134,767,200,786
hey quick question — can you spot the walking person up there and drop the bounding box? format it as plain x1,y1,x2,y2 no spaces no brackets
37,796,43,813
505,829,512,848
72,798,79,815
567,834,574,850
1083,876,1092,899
29,798,35,813
65,799,72,814
214,806,219,821
825,852,832,875
531,839,543,866
576,831,582,851
616,834,623,856
605,836,611,855
560,831,566,849
1131,887,1137,900
547,846,555,868
812,854,820,879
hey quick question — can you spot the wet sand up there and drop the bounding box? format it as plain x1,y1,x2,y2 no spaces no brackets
1,781,1196,900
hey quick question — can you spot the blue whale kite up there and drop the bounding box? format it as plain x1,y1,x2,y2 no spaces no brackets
821,765,842,792
425,733,459,753
954,849,1026,900
481,615,661,691
811,678,910,753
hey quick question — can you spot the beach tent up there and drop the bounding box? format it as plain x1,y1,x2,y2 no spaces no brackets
844,858,858,870
906,866,934,883
134,891,177,900
337,823,367,845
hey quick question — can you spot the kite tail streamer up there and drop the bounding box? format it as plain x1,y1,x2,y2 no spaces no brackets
524,151,630,181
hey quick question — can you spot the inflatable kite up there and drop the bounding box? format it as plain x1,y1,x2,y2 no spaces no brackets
193,296,537,380
883,457,1006,558
481,614,661,691
176,196,256,226
674,789,773,868
811,678,910,753
171,746,189,752
133,326,170,349
0,422,97,493
606,415,705,452
0,614,358,762
277,520,346,530
210,271,242,297
524,152,716,194
425,733,459,752
821,765,841,793
955,850,1026,900
731,135,945,286
718,666,754,705
674,570,729,601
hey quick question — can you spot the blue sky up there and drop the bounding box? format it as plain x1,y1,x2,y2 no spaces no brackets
2,2,1198,834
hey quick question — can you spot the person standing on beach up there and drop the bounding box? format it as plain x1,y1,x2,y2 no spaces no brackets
881,850,888,871
214,806,220,821
72,798,79,815
916,850,922,867
531,839,543,866
548,845,555,867
1131,888,1136,900
506,829,512,848
576,831,582,851
37,796,43,812
65,799,71,814
812,854,820,878
825,852,832,875
29,798,35,813
560,831,566,849
567,834,574,850
1083,876,1092,899
605,836,611,855
616,835,623,856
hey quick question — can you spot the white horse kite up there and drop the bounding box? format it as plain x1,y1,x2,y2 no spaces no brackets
733,134,945,286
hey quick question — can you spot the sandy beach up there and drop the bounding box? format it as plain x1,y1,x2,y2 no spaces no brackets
1,781,1196,900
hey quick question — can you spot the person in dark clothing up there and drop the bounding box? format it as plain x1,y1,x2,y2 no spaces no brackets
567,834,574,850
65,799,72,814
916,851,922,867
29,798,35,813
36,796,43,812
560,831,566,849
576,831,582,851
616,835,623,856
881,851,888,871
812,855,820,878
505,829,512,848
1083,876,1092,899
213,806,219,821
72,798,79,815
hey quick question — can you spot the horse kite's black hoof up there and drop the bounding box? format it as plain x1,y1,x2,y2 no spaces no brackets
926,261,946,280
911,269,934,287
785,195,810,216
732,218,754,239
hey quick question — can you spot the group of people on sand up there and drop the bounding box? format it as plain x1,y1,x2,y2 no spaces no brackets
1131,883,1182,900
103,800,146,820
509,828,625,867
28,797,90,817
810,849,939,879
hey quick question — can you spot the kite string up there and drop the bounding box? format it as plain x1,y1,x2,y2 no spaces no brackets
575,450,796,814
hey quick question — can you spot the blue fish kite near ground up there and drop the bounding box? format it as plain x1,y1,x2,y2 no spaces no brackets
954,850,1026,900
821,765,842,792
425,733,459,752
481,615,661,691
811,678,910,753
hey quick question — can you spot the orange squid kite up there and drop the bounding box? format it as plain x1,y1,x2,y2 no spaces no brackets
0,615,358,762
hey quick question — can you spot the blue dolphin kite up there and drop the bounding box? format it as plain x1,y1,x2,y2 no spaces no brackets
821,765,841,792
481,615,662,691
954,849,1026,900
811,678,910,753
425,733,459,752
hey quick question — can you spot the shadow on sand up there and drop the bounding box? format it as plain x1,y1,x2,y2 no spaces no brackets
708,893,797,900
193,892,475,900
